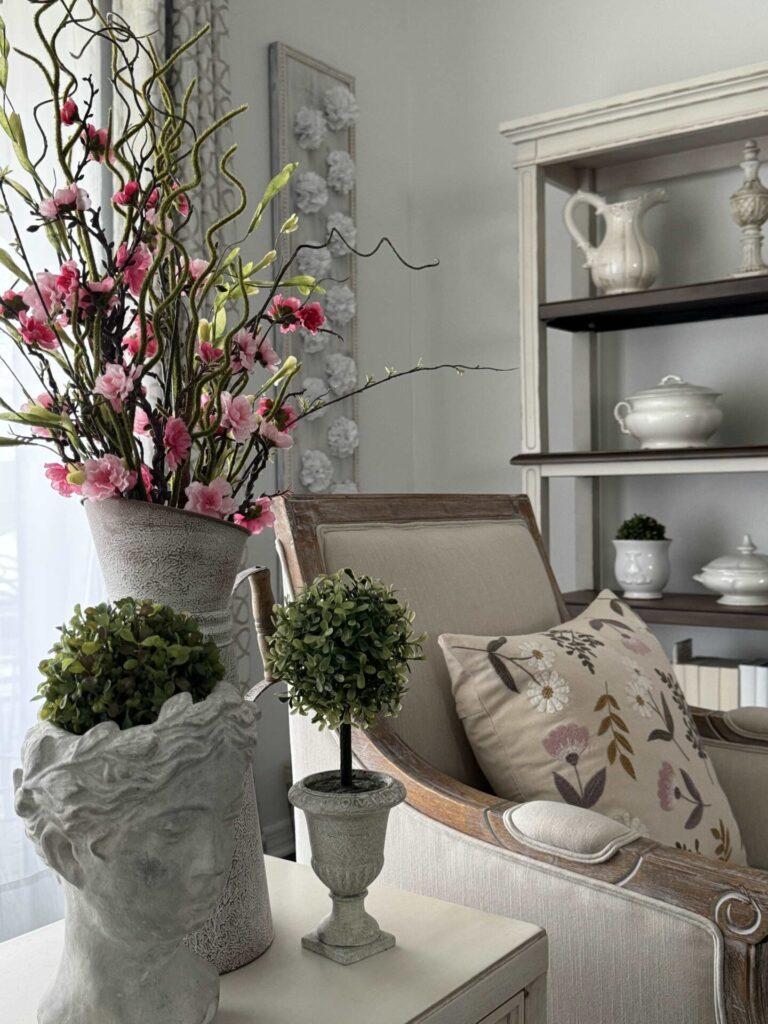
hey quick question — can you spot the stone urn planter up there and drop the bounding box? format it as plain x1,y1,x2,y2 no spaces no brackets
289,769,406,964
14,684,257,1024
85,497,273,973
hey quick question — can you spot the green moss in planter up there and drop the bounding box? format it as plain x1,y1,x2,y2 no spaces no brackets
36,598,224,734
266,568,425,787
616,513,666,541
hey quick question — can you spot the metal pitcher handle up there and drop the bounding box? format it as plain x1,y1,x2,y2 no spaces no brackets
613,400,632,434
563,190,605,266
233,566,275,682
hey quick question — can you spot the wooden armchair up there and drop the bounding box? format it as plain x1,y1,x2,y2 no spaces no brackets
252,493,768,1024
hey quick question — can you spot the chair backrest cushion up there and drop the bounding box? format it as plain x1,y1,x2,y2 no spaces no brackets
316,517,563,786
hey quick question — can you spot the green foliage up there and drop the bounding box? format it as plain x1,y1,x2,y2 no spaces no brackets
36,598,224,734
266,569,425,730
616,513,666,541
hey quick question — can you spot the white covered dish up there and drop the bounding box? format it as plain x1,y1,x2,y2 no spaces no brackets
693,535,768,606
613,374,722,450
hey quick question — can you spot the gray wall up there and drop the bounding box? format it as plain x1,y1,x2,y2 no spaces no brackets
229,0,768,837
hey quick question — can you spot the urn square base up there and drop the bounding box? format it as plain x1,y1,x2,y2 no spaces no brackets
301,929,395,964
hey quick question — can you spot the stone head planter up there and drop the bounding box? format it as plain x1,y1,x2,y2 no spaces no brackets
85,497,273,973
289,769,406,964
14,683,256,1024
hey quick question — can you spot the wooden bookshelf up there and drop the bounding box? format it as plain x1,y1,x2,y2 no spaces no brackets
510,445,768,477
563,590,768,631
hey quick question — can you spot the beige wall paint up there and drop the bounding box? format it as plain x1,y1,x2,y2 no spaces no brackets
227,0,768,831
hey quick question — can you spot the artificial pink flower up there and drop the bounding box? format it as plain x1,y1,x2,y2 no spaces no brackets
81,454,137,500
140,463,153,499
256,397,297,431
95,362,138,412
234,497,275,535
59,99,79,126
45,462,81,497
82,275,117,312
268,293,302,333
164,416,192,471
0,289,27,319
122,325,158,361
38,197,59,222
184,477,238,519
22,272,60,320
54,184,90,214
298,301,325,334
171,184,189,217
256,335,280,370
116,243,152,297
220,392,258,442
196,340,224,364
82,124,109,162
657,761,676,811
146,187,159,210
188,258,210,281
230,329,260,373
258,417,294,449
22,392,54,438
133,407,150,435
19,311,58,350
113,180,141,206
55,261,80,311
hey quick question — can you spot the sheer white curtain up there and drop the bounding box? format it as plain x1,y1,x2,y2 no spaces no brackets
0,0,105,941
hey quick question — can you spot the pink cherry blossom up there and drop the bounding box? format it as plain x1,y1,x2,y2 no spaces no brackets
59,99,79,125
140,463,153,499
55,261,81,310
268,293,302,333
81,454,137,500
171,184,190,217
116,243,152,297
0,290,27,318
122,325,158,361
82,276,117,312
196,340,224,364
95,362,138,412
257,397,297,431
19,311,58,350
113,180,141,206
133,407,150,435
230,328,274,373
82,124,109,162
45,462,81,497
221,392,258,442
184,477,238,519
298,301,325,334
22,392,54,437
258,417,294,449
54,184,90,213
39,197,60,222
164,416,192,470
256,335,280,370
234,497,275,535
22,272,60,320
188,258,210,281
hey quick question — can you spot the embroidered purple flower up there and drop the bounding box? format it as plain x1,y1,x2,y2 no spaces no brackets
542,723,590,765
622,635,651,656
657,761,676,811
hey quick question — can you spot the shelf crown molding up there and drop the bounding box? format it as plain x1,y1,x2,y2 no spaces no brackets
500,62,768,168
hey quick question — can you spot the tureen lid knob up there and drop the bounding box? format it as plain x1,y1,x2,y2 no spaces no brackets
738,534,756,554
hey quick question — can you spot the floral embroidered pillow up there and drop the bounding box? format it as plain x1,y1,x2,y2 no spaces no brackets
439,590,745,864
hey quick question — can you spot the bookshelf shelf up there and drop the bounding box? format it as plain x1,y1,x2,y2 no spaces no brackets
563,590,768,631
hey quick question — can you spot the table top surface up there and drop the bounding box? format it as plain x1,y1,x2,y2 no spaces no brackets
1,856,546,1024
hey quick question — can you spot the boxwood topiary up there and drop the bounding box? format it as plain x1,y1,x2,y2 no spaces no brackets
266,568,425,788
616,513,667,541
36,598,224,734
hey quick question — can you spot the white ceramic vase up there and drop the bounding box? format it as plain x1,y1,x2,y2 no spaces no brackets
613,539,672,599
14,684,257,1024
289,769,406,964
564,188,667,294
85,498,273,974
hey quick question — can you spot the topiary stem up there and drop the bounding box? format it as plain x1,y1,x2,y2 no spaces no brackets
339,723,353,788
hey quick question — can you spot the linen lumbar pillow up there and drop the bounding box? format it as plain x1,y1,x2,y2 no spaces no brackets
439,590,745,864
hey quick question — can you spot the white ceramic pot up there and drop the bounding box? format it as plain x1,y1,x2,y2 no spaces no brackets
693,535,768,606
564,188,667,294
613,375,722,450
613,539,672,599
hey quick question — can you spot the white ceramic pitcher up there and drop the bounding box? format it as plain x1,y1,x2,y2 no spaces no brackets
564,188,667,294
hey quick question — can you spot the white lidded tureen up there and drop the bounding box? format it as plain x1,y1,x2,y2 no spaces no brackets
693,535,768,606
613,374,722,449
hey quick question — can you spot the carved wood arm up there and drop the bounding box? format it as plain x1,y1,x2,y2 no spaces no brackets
694,707,768,748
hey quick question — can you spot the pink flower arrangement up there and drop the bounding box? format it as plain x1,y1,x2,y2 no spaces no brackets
116,243,152,297
163,417,191,470
113,180,142,206
299,301,325,334
188,258,209,281
122,325,158,361
95,363,138,412
39,184,91,222
221,392,258,442
45,462,82,497
82,276,117,313
257,397,297,432
59,98,79,125
196,340,224,364
0,289,26,318
81,454,136,500
234,497,275,535
185,477,238,518
19,312,58,350
82,123,109,162
133,407,150,435
268,293,302,332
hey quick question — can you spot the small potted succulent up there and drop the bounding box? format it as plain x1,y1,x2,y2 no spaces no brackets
267,569,424,964
14,598,258,1024
613,513,672,599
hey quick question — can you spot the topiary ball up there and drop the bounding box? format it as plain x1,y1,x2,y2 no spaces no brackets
36,598,225,734
616,513,667,541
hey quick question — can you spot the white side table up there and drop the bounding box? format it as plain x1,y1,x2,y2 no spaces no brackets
0,856,547,1023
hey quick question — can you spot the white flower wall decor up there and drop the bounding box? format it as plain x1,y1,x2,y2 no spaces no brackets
327,150,355,195
270,44,360,493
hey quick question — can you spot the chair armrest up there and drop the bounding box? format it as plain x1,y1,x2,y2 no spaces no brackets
693,706,768,747
353,722,768,1024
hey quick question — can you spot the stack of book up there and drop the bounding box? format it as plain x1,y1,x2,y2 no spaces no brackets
672,639,768,711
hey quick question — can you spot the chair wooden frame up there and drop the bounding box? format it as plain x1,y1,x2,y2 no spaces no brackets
248,493,768,1023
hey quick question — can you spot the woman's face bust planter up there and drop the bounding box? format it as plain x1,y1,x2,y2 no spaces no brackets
14,683,257,1024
